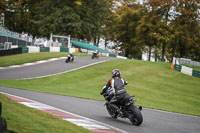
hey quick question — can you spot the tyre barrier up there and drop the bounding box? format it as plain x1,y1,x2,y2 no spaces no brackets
0,48,22,56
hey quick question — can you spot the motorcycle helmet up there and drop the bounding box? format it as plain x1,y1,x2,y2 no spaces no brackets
112,69,121,77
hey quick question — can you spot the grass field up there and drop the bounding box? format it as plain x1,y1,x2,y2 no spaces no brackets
0,94,91,133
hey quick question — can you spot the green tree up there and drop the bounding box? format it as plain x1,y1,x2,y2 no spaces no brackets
4,0,31,33
154,0,173,61
29,0,81,38
81,0,112,46
111,2,144,58
0,0,6,14
3,0,112,43
136,0,160,61
169,0,200,61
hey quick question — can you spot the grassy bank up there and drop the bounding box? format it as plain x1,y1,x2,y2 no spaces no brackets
0,59,199,116
0,52,89,67
0,94,91,133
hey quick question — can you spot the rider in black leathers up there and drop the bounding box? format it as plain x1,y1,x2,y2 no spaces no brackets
101,69,131,115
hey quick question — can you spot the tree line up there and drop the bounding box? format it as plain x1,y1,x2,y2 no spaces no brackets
0,0,200,62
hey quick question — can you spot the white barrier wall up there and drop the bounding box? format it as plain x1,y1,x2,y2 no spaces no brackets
11,45,18,48
87,50,94,55
69,48,79,53
69,48,75,53
50,47,60,52
101,53,109,57
117,56,127,59
181,66,193,76
28,46,40,53
80,48,88,53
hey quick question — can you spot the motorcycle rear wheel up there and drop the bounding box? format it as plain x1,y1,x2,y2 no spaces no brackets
128,106,143,126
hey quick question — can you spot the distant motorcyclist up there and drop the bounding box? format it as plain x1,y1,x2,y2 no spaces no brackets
66,53,74,63
92,50,99,59
100,69,130,115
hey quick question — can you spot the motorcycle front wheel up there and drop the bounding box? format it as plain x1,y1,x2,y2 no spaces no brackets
106,103,118,119
128,106,143,126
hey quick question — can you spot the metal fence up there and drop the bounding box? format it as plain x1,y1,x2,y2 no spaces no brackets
176,58,200,67
0,27,33,44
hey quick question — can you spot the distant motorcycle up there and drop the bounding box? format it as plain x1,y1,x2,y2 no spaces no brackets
101,87,143,126
92,52,99,59
65,55,74,63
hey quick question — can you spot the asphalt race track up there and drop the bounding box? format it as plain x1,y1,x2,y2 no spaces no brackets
0,56,115,79
0,56,200,133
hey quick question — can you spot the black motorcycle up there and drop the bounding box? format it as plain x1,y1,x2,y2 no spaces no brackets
92,52,99,59
65,55,74,63
101,87,143,126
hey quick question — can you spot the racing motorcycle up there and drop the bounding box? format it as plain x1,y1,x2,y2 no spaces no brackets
101,87,143,126
91,52,99,59
65,55,74,63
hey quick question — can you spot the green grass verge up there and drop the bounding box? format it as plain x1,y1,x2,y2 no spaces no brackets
0,59,199,117
0,52,89,67
0,94,92,133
